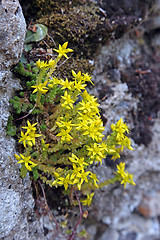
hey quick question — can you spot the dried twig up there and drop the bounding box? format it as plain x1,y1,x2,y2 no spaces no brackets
15,104,36,121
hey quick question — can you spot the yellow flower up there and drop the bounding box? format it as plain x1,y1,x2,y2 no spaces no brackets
19,123,41,148
61,91,74,109
86,143,106,164
57,128,73,142
74,80,86,92
57,174,72,190
72,70,83,82
29,131,42,145
73,169,90,190
89,173,99,188
78,92,99,115
120,172,136,188
82,73,94,85
56,119,73,130
116,162,136,188
81,193,94,206
15,154,37,171
22,121,37,134
60,78,74,90
69,154,89,168
53,42,73,59
48,59,56,68
31,81,48,94
78,100,92,114
70,164,83,180
111,118,133,151
117,162,126,177
48,77,61,88
19,131,32,148
83,120,105,142
36,59,48,69
76,119,89,131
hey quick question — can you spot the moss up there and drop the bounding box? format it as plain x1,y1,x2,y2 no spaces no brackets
21,0,110,58
56,58,94,79
20,0,117,80
37,3,108,58
21,0,92,20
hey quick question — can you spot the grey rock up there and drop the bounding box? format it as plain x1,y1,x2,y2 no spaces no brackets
89,7,160,239
0,1,45,239
0,189,22,236
99,228,119,240
0,0,26,70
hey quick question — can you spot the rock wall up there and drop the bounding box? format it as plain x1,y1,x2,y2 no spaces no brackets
89,34,160,240
0,1,44,239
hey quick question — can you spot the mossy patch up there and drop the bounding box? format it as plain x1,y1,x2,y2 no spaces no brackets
36,3,108,58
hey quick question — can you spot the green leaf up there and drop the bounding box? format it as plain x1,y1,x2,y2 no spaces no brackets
20,54,27,63
6,116,17,136
32,167,39,180
25,24,48,43
24,44,32,52
20,164,28,178
40,124,47,131
20,91,25,97
6,126,16,136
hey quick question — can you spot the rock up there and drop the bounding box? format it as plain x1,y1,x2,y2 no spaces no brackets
99,228,119,240
0,0,26,70
88,1,160,237
0,1,45,239
138,192,160,218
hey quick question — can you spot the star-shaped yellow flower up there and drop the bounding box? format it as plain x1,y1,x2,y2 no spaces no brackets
53,42,73,59
31,81,48,94
15,154,37,171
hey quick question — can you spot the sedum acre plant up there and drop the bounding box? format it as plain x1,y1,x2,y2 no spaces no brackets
12,42,135,209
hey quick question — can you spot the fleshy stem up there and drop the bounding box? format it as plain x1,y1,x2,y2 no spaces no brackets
36,70,46,109
69,188,83,240
45,55,65,82
46,61,57,82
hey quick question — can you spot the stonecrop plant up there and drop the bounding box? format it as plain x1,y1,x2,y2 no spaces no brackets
12,42,135,208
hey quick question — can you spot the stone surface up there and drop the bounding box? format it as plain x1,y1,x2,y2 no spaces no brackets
137,192,160,218
87,2,160,238
99,228,119,240
0,1,45,239
0,0,26,70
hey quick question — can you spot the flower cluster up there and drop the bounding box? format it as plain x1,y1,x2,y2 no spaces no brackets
115,162,136,188
15,154,37,171
111,118,133,151
15,120,41,171
31,81,48,94
14,42,135,208
19,120,41,148
36,58,56,69
52,153,99,191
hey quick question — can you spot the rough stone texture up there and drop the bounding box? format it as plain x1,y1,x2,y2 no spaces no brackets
0,1,44,239
138,192,160,217
0,0,26,70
